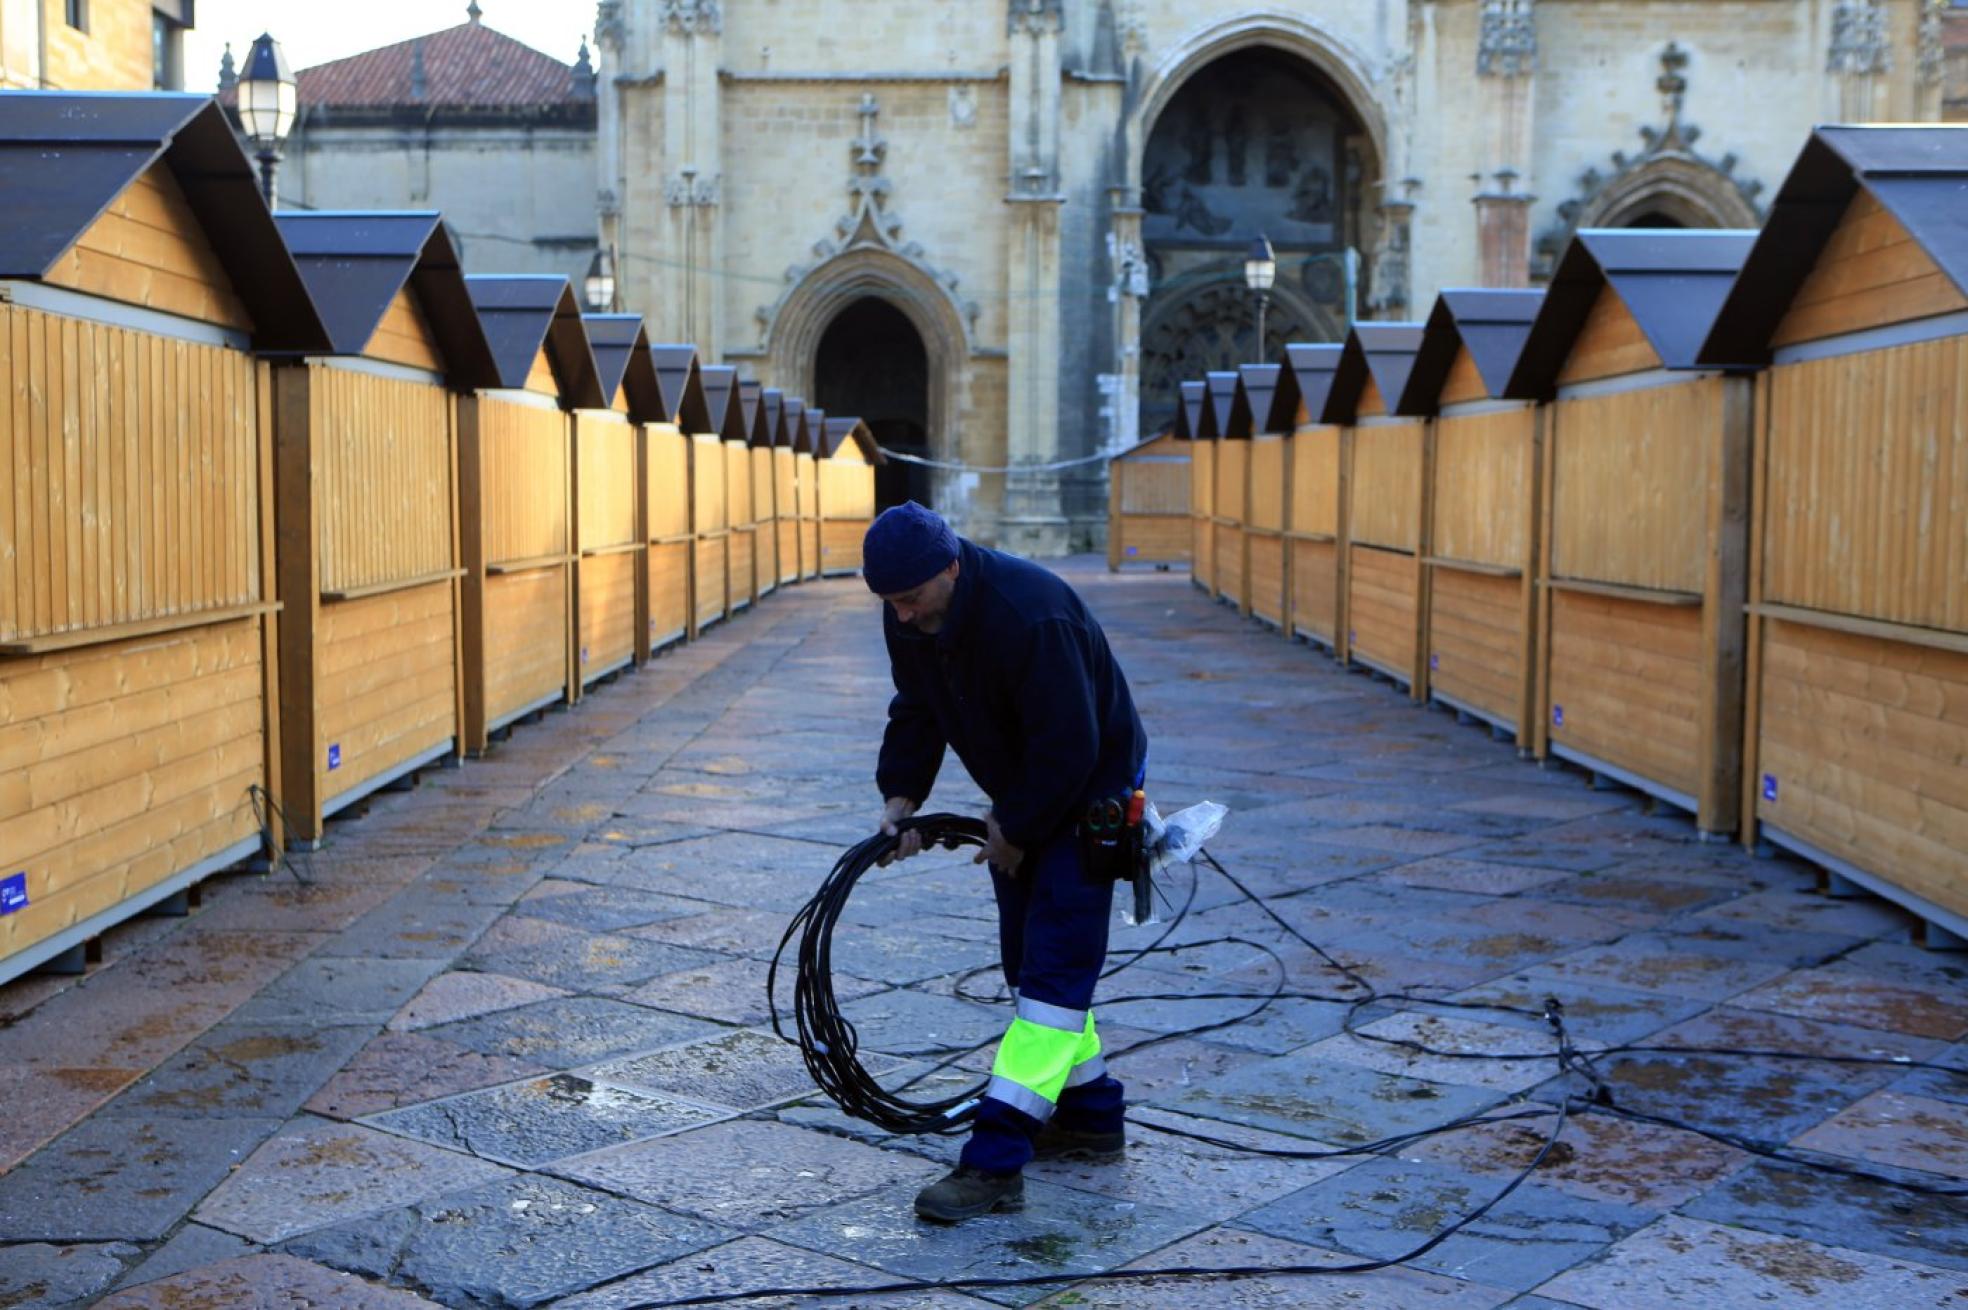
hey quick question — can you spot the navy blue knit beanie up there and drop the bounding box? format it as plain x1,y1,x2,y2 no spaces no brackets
863,501,959,594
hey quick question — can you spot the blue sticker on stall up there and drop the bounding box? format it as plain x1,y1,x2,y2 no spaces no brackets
1125,545,1138,556
1,873,27,914
581,646,590,664
1552,705,1565,727
1762,773,1778,803
1429,653,1439,671
327,743,342,771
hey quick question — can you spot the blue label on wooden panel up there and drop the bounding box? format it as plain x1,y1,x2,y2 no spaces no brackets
1429,653,1439,671
581,646,590,664
1125,545,1139,556
1762,773,1778,803
1552,705,1564,727
1,873,26,914
327,743,341,771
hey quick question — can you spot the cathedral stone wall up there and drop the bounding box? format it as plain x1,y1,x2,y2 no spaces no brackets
597,0,1945,555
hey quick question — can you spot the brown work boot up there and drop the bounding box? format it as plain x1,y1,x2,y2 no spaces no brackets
913,1166,1025,1222
1032,1120,1126,1163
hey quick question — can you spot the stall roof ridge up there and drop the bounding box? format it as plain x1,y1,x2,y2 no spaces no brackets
0,92,328,352
464,273,603,406
1268,342,1344,429
647,343,715,432
1701,124,1968,364
1401,288,1545,410
1206,369,1253,438
1327,322,1425,421
581,313,663,420
822,416,886,463
700,363,749,441
1238,363,1283,435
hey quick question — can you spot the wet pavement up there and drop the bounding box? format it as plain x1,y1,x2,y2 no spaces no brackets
2,561,1967,1308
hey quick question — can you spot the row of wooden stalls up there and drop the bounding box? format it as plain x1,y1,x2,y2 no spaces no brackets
0,92,883,986
1113,123,1968,949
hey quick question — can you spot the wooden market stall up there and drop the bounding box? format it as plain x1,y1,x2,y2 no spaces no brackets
819,417,884,575
1183,380,1218,595
0,93,330,980
787,398,821,580
1205,371,1252,609
459,275,602,754
1699,125,1968,931
1268,344,1345,652
653,345,725,635
1327,322,1429,695
1105,422,1191,571
578,313,663,684
1240,364,1287,628
742,379,779,600
642,344,709,651
702,365,755,615
762,389,800,587
271,211,508,844
1397,289,1545,744
1504,229,1758,835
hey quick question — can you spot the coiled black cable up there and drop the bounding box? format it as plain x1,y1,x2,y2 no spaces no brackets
767,812,993,1135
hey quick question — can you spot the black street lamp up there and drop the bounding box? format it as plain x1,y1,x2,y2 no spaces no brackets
1243,233,1277,357
583,247,616,312
237,33,296,207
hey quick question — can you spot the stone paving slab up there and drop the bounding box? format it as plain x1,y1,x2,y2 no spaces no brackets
550,1235,999,1309
1093,1225,1517,1308
0,1240,141,1306
1533,1213,1968,1307
1729,967,1968,1041
305,1032,550,1120
366,1073,730,1168
96,1022,376,1121
280,1171,731,1308
1299,1012,1567,1093
1406,1109,1747,1211
468,932,727,993
110,1222,256,1293
228,957,448,1027
766,1177,1212,1308
97,1252,442,1308
1236,1155,1657,1292
419,996,723,1069
587,1026,889,1113
194,1119,511,1245
0,1114,281,1241
386,971,572,1032
1160,1047,1506,1146
1680,1158,1968,1272
1520,936,1795,1004
1792,1089,1968,1180
512,886,710,933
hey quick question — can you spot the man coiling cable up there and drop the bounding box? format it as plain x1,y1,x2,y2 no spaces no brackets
862,501,1149,1223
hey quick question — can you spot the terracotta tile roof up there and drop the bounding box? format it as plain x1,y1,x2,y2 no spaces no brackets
294,22,578,109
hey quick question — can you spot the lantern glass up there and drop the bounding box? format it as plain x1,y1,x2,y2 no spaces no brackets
1243,234,1277,294
237,34,296,146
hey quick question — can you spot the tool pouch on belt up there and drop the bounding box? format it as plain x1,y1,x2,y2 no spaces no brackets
1079,790,1156,924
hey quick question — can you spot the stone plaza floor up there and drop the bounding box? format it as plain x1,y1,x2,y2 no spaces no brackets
2,562,1966,1308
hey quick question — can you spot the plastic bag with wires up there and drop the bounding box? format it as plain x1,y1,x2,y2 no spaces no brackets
1126,799,1227,926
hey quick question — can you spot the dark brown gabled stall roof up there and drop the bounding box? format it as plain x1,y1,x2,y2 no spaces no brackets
761,388,787,447
0,91,329,352
1700,125,1968,366
1505,229,1758,398
1327,323,1426,421
1399,289,1544,413
274,211,497,385
1266,343,1344,429
464,274,605,407
700,365,750,442
739,380,765,446
581,313,664,421
822,417,888,463
1238,364,1283,434
647,343,715,432
1180,380,1217,440
1206,370,1252,438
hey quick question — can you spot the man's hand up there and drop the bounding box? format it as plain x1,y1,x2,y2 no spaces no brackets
973,810,1025,874
878,797,922,867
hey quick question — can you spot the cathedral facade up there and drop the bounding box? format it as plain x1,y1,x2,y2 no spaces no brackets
593,0,1952,554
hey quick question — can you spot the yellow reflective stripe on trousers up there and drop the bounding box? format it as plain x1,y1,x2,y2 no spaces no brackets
986,1008,1104,1120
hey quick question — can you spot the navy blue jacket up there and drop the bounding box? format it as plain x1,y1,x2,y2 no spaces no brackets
877,539,1148,851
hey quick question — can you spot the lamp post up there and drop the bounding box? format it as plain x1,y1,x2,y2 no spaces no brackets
1243,233,1277,358
237,33,296,208
583,247,616,312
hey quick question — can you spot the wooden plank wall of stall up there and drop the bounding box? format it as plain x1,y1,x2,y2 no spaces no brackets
1106,435,1190,570
1535,294,1750,833
773,447,800,586
0,303,274,973
1247,434,1287,626
1189,439,1215,594
1346,378,1428,694
691,431,729,633
1287,423,1344,650
1211,439,1247,610
574,411,642,686
751,444,778,598
726,438,756,611
1426,390,1541,743
796,450,820,580
458,391,571,753
282,362,461,837
1741,189,1968,922
645,422,692,651
819,444,875,576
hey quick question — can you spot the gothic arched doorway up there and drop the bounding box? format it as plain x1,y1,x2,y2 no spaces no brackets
815,297,932,512
1137,43,1377,433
